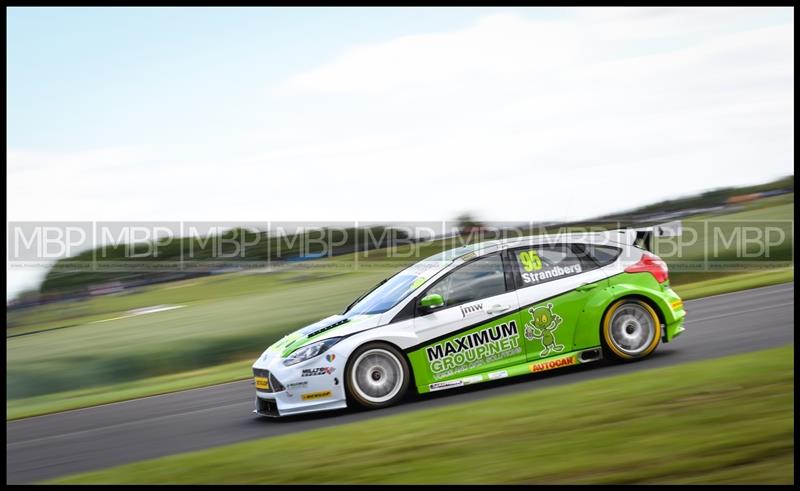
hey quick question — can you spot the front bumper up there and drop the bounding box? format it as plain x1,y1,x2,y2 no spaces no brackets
251,349,348,417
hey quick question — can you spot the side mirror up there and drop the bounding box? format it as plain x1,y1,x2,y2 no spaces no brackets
419,293,444,311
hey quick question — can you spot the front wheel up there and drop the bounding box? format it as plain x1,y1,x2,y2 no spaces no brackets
345,342,410,409
601,298,662,361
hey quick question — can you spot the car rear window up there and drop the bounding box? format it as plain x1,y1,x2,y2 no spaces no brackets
584,244,622,266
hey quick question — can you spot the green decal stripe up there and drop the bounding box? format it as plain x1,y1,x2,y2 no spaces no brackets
279,315,375,357
410,277,427,290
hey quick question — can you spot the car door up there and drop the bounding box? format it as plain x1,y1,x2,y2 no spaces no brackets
407,252,525,389
508,243,609,364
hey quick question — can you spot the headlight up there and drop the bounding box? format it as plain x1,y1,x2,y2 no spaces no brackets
283,337,342,366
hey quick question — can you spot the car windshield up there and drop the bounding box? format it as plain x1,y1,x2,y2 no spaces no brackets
346,274,421,315
346,259,450,315
344,241,502,316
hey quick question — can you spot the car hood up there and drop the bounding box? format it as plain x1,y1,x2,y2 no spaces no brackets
261,313,383,359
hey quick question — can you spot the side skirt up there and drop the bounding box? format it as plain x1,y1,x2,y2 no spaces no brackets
417,347,603,394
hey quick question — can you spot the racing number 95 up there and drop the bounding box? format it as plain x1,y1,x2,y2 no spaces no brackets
518,250,542,272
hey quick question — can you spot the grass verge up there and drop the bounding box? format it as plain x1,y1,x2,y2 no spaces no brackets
51,345,793,484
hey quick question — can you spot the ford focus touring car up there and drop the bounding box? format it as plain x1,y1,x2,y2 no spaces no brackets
252,223,686,417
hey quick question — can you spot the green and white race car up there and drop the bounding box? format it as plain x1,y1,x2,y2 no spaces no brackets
252,223,686,417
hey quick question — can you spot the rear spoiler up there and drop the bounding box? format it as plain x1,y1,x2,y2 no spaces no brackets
602,220,682,251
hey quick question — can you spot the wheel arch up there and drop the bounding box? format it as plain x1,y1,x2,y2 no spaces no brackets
598,293,665,360
573,282,667,350
598,293,667,334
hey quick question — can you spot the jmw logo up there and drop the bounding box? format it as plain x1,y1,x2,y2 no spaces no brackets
460,303,483,317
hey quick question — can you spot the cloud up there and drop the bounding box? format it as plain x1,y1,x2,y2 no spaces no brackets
282,9,792,95
265,10,793,219
7,146,142,174
283,14,582,96
7,146,152,221
8,8,794,226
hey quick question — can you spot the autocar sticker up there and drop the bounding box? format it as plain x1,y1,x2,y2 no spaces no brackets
529,354,577,373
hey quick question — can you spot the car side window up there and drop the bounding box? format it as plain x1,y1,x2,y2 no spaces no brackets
425,253,506,308
584,244,622,266
570,243,600,270
511,244,584,288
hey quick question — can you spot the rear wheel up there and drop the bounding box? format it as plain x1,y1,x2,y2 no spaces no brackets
601,298,661,361
345,342,410,409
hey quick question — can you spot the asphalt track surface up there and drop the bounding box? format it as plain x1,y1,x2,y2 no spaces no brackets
7,283,795,483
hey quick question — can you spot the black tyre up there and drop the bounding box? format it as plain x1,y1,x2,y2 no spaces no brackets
601,298,662,361
345,342,410,409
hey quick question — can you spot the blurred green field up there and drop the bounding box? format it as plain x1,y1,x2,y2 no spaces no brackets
7,269,388,397
6,195,794,419
673,267,794,300
656,197,793,285
51,345,794,484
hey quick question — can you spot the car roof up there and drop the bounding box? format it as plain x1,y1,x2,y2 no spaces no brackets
424,230,630,263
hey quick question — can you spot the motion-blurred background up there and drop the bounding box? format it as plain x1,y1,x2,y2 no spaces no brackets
6,6,794,484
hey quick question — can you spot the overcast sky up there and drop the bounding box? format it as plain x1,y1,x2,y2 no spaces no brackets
6,7,795,297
